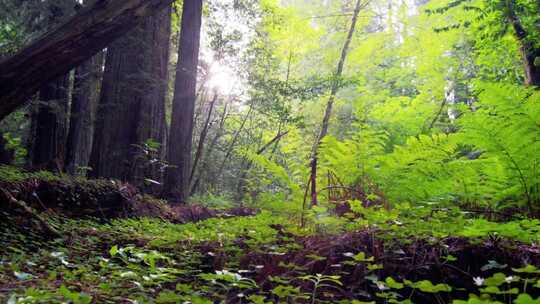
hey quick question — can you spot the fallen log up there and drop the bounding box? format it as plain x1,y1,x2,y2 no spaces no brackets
0,0,174,120
0,166,259,223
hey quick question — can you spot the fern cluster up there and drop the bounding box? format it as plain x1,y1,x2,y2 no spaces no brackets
317,82,539,215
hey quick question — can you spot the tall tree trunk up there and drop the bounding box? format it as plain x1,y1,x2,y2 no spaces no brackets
0,0,175,121
65,52,104,175
507,4,540,87
28,74,70,171
309,0,363,206
134,7,171,191
90,6,171,186
164,0,203,202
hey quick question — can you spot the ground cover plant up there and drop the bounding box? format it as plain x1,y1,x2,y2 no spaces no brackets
2,185,540,303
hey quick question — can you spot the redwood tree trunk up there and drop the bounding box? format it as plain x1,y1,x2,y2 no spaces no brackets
134,6,171,191
164,0,203,202
28,74,70,171
65,52,104,175
507,5,540,87
90,6,171,186
0,0,175,121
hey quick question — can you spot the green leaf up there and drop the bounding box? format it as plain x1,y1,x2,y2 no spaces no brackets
352,252,375,262
109,245,118,257
515,294,540,304
484,273,507,287
513,265,540,274
408,280,452,293
156,290,181,303
385,277,404,289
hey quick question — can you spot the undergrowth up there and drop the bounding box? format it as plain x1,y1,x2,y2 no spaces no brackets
2,206,540,304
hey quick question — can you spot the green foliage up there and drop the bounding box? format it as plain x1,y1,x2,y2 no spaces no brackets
3,194,540,303
0,166,60,183
459,82,540,212
3,0,540,302
2,132,26,165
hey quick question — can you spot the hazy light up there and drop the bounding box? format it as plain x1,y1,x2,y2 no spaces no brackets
206,61,239,94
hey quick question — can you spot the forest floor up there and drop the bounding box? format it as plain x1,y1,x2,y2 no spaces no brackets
1,167,540,303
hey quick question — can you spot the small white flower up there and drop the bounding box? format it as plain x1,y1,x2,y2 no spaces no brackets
473,277,484,286
237,293,245,298
50,251,65,258
376,281,389,291
343,252,354,257
505,276,515,283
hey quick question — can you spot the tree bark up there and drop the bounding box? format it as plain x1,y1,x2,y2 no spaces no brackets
508,15,540,87
0,0,175,121
28,74,70,171
90,5,171,186
65,52,104,175
133,6,171,190
164,0,203,202
309,0,363,206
